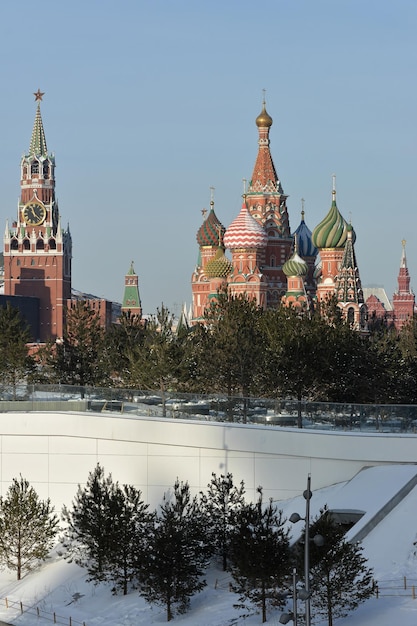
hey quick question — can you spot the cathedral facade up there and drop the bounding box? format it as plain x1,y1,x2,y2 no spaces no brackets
191,101,414,332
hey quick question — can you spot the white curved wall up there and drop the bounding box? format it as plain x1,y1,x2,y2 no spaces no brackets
1,411,416,511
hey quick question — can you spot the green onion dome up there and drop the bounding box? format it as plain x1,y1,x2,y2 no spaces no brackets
197,201,225,247
283,251,308,277
204,247,233,278
312,190,349,249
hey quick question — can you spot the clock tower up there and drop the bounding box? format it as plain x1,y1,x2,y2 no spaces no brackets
3,91,72,342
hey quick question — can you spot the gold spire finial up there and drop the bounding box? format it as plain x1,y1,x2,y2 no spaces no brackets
332,173,336,198
262,88,266,106
210,186,215,207
242,178,247,194
402,238,406,248
34,89,45,102
301,198,305,220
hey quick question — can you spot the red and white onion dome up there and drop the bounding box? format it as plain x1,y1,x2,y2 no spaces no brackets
224,202,267,249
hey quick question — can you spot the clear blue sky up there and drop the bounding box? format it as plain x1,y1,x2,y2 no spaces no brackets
0,0,415,316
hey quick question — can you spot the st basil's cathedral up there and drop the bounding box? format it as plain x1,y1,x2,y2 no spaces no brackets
191,99,415,331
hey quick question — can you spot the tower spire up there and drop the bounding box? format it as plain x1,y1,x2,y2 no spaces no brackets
29,90,48,157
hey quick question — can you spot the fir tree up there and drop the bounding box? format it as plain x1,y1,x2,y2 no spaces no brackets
229,488,291,623
62,463,116,582
0,476,59,580
139,479,210,621
306,506,375,626
108,483,154,595
0,303,34,398
200,472,245,571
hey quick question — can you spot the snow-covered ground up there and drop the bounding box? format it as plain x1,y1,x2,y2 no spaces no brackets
0,465,417,625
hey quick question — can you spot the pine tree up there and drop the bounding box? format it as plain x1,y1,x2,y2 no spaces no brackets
0,303,34,398
200,472,245,571
306,506,375,626
108,483,154,595
41,301,110,389
62,463,116,582
229,488,291,623
0,476,59,580
139,479,210,621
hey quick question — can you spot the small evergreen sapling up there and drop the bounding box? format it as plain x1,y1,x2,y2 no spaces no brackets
229,487,292,624
139,479,210,621
307,506,375,626
0,476,59,580
200,472,245,570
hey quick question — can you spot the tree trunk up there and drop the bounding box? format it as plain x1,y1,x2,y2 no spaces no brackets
297,389,303,429
262,581,267,623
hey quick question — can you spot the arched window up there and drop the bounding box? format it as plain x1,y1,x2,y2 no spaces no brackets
48,238,56,250
23,239,30,250
11,238,18,250
43,162,49,179
347,307,355,324
31,160,39,175
36,239,44,250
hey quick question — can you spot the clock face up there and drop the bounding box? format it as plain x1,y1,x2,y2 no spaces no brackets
22,202,46,226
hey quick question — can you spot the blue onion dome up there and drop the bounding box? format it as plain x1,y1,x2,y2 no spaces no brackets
204,247,233,278
292,210,318,257
312,187,349,249
197,201,225,247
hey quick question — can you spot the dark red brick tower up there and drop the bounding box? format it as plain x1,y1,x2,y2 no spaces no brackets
3,91,72,342
392,240,415,330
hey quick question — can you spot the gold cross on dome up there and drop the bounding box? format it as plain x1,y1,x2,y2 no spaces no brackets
33,89,45,102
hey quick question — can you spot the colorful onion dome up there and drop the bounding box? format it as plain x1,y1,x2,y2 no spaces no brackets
224,201,268,249
204,247,233,278
196,201,225,247
283,251,308,277
256,102,273,128
292,210,318,257
312,189,349,249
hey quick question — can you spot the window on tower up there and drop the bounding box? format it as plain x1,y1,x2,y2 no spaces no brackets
43,162,49,179
23,239,30,250
31,161,39,176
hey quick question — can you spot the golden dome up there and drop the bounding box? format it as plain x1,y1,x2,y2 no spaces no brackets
256,103,273,128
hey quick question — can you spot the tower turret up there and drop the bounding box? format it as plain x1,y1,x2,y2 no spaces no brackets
392,240,415,330
3,91,72,342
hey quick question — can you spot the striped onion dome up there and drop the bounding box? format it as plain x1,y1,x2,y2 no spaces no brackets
204,247,233,278
196,202,225,247
293,211,318,257
283,251,308,277
312,189,350,249
224,202,267,250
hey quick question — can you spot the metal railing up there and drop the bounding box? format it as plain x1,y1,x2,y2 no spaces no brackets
1,384,417,433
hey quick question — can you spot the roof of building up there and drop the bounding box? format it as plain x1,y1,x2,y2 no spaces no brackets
312,186,351,250
363,287,393,311
196,202,225,247
224,202,268,249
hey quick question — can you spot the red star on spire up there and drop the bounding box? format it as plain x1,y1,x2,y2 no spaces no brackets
33,89,45,102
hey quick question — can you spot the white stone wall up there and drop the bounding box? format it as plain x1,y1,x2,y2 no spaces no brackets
0,411,415,511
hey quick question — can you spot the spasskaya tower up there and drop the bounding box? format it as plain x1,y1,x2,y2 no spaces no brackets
3,90,72,342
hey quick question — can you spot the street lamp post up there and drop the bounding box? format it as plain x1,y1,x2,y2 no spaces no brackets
289,474,313,626
279,568,310,625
